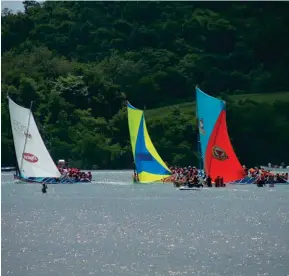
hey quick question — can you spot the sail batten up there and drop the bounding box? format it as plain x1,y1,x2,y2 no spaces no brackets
127,101,171,183
196,88,245,183
8,97,61,178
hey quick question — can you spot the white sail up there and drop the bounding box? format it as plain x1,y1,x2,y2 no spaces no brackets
8,97,61,178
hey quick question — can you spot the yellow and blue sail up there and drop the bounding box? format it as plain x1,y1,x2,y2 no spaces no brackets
127,102,171,183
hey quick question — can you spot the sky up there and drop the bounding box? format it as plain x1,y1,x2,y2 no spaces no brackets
1,1,25,12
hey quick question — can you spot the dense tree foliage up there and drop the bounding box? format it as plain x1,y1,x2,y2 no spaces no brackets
1,1,289,169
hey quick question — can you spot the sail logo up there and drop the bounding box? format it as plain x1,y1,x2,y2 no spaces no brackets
13,120,32,138
23,153,38,163
199,118,205,135
212,146,228,161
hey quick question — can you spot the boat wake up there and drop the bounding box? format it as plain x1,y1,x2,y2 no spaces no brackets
0,181,15,185
91,181,132,186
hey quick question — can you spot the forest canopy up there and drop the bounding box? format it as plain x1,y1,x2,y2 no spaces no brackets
1,1,289,169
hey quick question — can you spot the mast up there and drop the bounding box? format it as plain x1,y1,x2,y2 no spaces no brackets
195,86,203,174
19,101,33,176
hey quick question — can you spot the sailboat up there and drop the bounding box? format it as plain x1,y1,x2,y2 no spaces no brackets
8,96,90,184
127,101,171,183
196,87,246,184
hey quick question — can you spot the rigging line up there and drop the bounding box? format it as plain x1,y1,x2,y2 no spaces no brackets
20,101,33,175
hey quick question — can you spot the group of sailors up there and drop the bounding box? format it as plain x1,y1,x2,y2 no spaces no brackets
57,160,92,181
244,166,288,184
58,167,92,181
172,174,226,188
162,166,225,188
166,164,288,187
169,166,199,180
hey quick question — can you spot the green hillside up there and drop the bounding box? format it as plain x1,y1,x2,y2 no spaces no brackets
1,1,289,168
146,92,289,119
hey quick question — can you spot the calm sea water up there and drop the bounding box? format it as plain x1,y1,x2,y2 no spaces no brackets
2,171,289,276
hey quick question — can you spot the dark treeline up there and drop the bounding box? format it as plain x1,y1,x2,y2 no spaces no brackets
1,1,289,169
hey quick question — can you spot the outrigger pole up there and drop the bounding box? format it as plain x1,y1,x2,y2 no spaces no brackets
19,101,33,176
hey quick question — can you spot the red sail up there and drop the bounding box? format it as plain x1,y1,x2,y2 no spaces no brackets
205,110,246,183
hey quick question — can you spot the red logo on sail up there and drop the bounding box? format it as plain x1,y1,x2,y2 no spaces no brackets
23,153,38,163
212,146,228,161
199,118,205,135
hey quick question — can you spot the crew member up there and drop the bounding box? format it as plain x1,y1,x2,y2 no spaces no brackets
42,184,48,194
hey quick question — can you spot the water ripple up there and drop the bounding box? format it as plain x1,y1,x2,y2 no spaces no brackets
2,171,289,276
